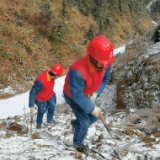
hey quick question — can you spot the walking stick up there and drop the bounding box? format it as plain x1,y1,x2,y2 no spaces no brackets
99,113,122,160
30,112,33,136
87,94,122,159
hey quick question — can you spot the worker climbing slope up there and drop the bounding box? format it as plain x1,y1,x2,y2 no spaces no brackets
63,35,114,153
29,64,63,129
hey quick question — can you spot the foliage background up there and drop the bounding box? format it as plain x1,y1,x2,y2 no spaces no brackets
0,0,154,97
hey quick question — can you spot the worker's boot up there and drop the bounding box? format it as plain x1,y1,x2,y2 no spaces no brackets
73,144,89,155
47,120,58,125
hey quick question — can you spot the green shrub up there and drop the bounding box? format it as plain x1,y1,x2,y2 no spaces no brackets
39,0,52,21
65,0,111,33
62,0,67,17
24,43,32,55
52,22,67,42
86,23,96,40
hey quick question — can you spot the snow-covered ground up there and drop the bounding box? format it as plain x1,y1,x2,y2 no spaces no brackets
0,76,66,119
0,45,126,119
113,45,126,56
1,46,160,160
1,85,160,160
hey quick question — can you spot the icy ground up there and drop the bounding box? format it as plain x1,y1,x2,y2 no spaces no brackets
0,85,160,160
1,46,160,160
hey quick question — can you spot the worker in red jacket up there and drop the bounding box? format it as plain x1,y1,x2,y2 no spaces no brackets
63,35,114,153
29,64,63,129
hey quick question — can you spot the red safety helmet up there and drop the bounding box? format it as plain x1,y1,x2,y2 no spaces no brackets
86,35,114,64
51,64,63,76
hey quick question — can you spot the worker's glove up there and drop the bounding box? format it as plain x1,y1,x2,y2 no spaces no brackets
91,105,101,117
30,107,34,116
90,92,98,103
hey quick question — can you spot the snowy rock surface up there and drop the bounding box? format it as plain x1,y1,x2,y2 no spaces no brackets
112,40,160,109
1,87,160,159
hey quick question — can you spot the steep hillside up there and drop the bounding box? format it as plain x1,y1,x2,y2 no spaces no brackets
110,23,160,109
0,0,153,98
146,0,160,21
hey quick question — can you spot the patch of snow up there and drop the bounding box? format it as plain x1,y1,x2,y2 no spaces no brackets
0,86,17,95
0,76,66,119
113,45,126,56
147,42,160,55
152,20,158,26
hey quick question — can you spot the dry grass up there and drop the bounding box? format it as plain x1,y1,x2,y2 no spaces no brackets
117,87,126,109
0,82,32,99
0,0,54,86
124,108,160,134
0,0,154,98
110,108,160,158
110,4,153,48
0,0,94,97
114,36,147,66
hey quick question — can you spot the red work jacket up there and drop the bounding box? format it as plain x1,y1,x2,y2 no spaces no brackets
36,71,54,101
64,55,108,98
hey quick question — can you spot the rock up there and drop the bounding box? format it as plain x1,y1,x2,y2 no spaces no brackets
142,137,156,143
134,131,143,138
18,126,28,136
153,132,160,137
0,121,6,127
8,122,23,131
31,132,42,139
75,151,83,159
156,139,160,144
16,19,24,27
31,130,55,140
6,133,15,138
98,134,104,140
7,122,28,135
37,145,52,148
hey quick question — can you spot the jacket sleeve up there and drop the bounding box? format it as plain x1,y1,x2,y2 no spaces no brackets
29,80,43,107
69,69,95,113
96,64,111,96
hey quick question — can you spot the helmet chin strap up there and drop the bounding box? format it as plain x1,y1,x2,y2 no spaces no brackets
96,66,104,71
89,55,104,71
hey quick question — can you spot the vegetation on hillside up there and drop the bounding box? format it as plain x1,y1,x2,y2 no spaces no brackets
109,22,160,109
0,0,154,98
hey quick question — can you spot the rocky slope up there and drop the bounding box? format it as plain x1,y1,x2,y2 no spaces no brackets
110,23,160,110
1,86,160,159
